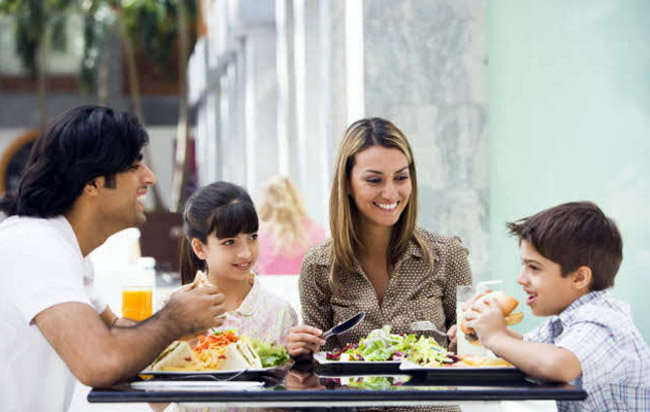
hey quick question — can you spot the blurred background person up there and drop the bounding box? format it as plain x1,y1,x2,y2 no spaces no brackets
256,176,326,275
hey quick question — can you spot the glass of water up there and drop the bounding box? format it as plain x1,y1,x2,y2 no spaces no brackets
456,280,503,357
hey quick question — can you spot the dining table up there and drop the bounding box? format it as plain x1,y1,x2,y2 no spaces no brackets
87,358,587,411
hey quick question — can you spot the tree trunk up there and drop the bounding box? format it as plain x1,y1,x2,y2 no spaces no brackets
97,32,110,106
170,0,191,212
114,5,166,211
36,26,50,132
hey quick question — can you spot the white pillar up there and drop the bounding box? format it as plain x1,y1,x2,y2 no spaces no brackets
244,26,278,198
276,0,296,180
345,0,365,123
362,0,488,278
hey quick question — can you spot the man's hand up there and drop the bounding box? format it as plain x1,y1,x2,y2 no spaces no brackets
159,282,227,337
34,282,225,389
35,302,164,387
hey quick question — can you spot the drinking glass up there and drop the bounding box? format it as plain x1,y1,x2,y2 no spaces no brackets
122,285,153,321
456,280,504,357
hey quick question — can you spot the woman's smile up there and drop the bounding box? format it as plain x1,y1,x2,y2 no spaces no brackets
374,201,398,211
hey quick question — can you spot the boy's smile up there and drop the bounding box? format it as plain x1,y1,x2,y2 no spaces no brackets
517,240,585,317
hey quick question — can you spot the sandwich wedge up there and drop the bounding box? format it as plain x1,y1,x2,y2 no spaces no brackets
220,337,263,371
461,291,524,345
192,270,211,287
150,341,200,371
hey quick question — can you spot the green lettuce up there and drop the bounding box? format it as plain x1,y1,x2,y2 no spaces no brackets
250,339,289,367
353,326,417,361
408,336,452,366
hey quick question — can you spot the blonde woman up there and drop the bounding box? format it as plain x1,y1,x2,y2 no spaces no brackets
286,117,472,357
257,176,326,274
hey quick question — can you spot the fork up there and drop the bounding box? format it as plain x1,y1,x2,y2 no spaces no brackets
409,321,448,338
164,370,246,381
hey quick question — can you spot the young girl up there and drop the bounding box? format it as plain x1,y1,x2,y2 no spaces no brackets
179,181,297,345
157,182,297,412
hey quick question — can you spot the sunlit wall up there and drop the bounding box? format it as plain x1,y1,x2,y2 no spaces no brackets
489,0,650,341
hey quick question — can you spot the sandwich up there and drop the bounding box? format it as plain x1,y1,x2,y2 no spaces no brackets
192,270,211,287
460,291,524,345
220,337,263,371
149,341,200,371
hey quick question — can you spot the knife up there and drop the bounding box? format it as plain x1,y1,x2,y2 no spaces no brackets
322,311,366,339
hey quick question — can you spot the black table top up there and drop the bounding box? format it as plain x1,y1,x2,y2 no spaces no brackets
88,361,587,407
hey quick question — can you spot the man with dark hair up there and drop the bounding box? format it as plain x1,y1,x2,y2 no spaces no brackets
0,106,226,412
464,201,650,412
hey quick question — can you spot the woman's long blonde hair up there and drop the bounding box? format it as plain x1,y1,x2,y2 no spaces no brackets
258,176,309,256
329,117,431,278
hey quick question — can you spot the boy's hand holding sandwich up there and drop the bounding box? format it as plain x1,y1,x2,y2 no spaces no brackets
463,291,582,383
463,293,521,346
461,290,523,345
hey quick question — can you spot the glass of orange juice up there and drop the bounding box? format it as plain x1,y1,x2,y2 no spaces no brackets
122,286,153,321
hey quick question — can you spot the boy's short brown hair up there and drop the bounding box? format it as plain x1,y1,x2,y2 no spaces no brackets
507,201,622,291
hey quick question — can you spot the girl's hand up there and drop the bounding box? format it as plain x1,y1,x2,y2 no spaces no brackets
286,325,326,357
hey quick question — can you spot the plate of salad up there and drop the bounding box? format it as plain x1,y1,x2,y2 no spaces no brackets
399,338,524,381
315,326,423,373
316,326,522,378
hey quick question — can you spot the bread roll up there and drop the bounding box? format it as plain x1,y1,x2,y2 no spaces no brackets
483,291,519,316
460,291,523,340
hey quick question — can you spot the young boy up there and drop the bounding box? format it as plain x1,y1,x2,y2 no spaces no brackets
464,201,650,412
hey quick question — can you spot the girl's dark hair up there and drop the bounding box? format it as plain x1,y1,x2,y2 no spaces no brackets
0,105,148,217
180,181,259,284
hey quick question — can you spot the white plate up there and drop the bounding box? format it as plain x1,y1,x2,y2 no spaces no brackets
314,351,400,366
398,360,524,380
399,359,516,371
131,380,264,391
139,366,277,377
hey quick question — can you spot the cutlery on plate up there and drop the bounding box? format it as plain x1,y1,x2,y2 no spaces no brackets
322,312,366,339
408,320,448,338
162,370,246,381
